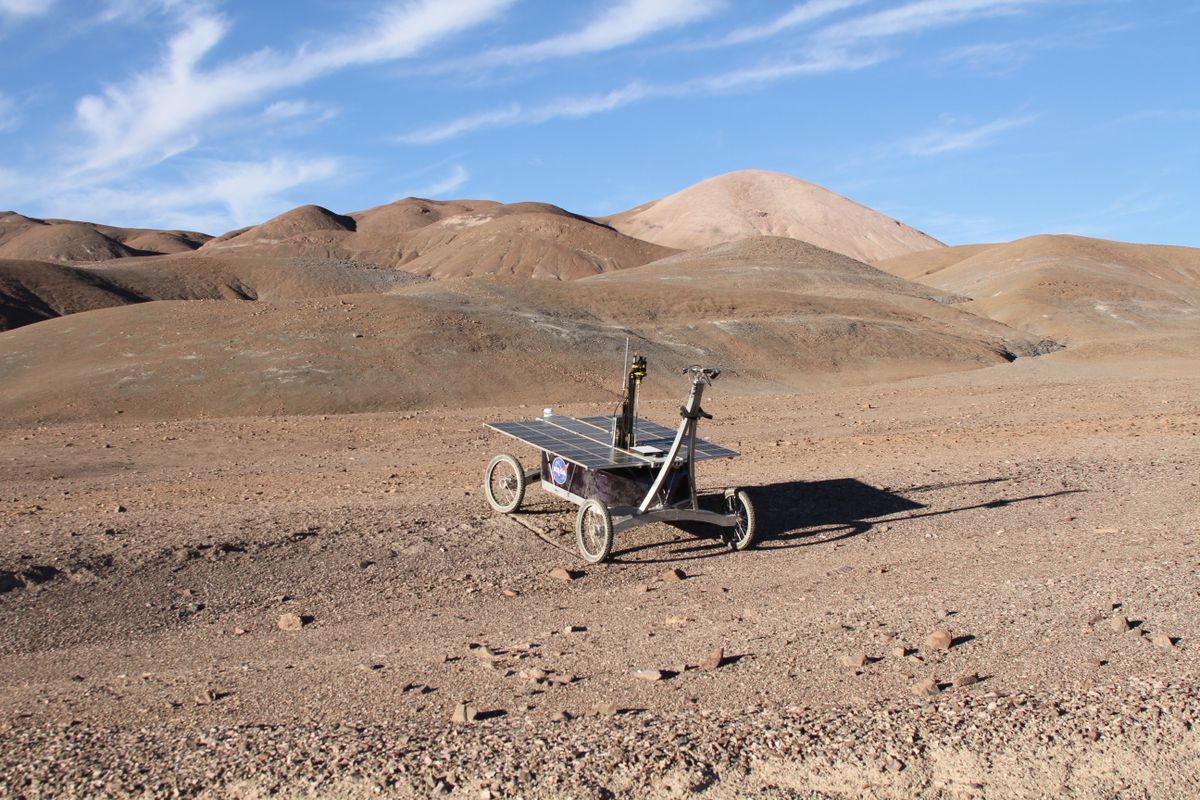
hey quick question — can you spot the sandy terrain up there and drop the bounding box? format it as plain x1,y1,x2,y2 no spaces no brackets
1,353,1197,798
2,171,1198,797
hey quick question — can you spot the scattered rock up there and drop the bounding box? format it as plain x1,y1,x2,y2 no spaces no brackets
548,673,575,685
518,668,546,682
910,677,940,697
925,629,952,651
593,702,620,717
1151,633,1175,650
842,652,868,669
550,710,571,722
549,567,575,582
633,584,650,593
451,702,477,724
635,669,665,682
952,672,979,688
661,568,687,583
699,648,724,671
1110,615,1130,633
277,613,307,631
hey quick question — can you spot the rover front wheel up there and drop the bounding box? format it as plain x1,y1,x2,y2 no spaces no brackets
575,499,613,564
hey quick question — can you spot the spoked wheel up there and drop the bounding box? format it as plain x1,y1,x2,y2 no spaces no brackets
484,454,526,513
575,499,614,564
723,489,757,551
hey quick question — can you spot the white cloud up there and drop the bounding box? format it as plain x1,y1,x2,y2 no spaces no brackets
717,0,870,46
903,114,1038,156
407,164,470,198
0,0,53,17
44,155,341,232
0,91,18,132
484,0,720,65
70,0,514,172
398,51,880,144
815,0,1041,50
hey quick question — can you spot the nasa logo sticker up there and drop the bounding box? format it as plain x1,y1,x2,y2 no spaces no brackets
551,457,569,485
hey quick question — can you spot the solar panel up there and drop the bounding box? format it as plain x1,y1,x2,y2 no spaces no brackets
485,414,739,470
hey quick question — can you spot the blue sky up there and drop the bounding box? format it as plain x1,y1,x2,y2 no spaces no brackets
0,0,1197,247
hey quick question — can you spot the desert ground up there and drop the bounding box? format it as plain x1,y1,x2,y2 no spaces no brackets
2,171,1198,798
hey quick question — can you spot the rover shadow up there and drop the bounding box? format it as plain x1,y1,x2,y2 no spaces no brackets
610,478,1084,562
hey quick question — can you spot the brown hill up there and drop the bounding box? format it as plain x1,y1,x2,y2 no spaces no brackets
0,222,137,262
0,259,142,330
604,170,944,262
0,254,427,332
0,212,211,261
201,199,672,279
0,238,1052,424
875,235,1200,349
874,243,996,280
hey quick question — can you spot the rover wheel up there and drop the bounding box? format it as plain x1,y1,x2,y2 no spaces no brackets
724,489,757,551
484,454,525,513
575,499,613,564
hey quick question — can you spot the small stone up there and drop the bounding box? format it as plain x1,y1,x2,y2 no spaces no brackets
633,584,650,593
1093,527,1120,534
661,568,687,583
232,627,247,636
910,677,940,697
548,673,575,685
277,613,306,631
549,567,575,582
114,504,126,513
518,668,546,681
891,646,907,659
502,589,519,598
550,710,571,722
925,629,952,651
563,625,586,634
665,615,689,625
635,669,665,682
843,652,867,669
593,702,620,717
1110,615,1130,633
1151,633,1175,650
451,702,477,723
952,672,979,688
1087,658,1105,667
699,648,724,671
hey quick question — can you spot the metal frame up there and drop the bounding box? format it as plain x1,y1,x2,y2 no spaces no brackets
485,366,742,536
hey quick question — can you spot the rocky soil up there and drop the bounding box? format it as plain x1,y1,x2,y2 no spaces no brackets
1,358,1197,798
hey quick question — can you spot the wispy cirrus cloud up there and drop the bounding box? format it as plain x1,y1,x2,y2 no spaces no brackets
433,0,721,71
0,91,18,132
400,0,1048,145
814,0,1042,50
406,164,471,198
903,113,1039,156
399,49,879,144
716,0,870,46
40,155,342,232
70,0,515,173
0,0,53,18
